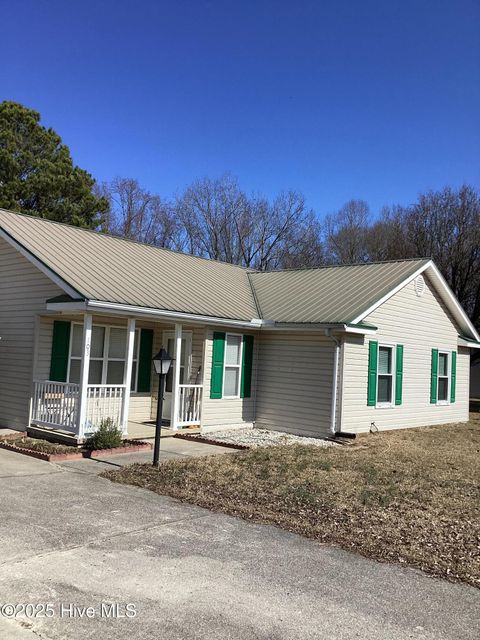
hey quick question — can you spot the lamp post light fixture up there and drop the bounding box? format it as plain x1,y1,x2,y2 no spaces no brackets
152,348,173,468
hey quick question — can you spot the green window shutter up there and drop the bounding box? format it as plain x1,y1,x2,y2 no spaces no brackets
430,348,438,404
49,320,71,382
210,332,225,399
137,329,154,392
395,344,404,406
450,350,457,403
240,335,254,398
367,340,378,406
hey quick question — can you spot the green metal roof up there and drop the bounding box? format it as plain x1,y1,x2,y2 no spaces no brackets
0,208,435,326
249,260,430,323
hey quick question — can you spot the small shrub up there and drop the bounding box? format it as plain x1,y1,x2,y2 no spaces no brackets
85,418,123,450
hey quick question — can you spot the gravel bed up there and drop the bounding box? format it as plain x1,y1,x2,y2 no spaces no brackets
194,427,338,448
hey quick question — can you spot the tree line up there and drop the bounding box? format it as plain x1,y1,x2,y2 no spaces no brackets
1,101,479,329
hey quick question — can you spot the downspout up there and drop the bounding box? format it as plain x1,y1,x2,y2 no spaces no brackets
252,334,260,426
325,329,340,435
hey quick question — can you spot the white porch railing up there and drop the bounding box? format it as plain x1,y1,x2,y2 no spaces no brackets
84,385,126,432
32,381,80,433
177,384,203,427
32,381,126,434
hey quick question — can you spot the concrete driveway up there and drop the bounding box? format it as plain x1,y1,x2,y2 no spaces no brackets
0,448,478,640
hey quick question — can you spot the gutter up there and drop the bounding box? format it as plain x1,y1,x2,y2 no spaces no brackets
46,299,264,329
45,300,378,336
325,329,341,435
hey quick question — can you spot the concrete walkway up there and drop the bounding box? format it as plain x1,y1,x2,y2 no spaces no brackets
0,448,478,640
57,436,233,474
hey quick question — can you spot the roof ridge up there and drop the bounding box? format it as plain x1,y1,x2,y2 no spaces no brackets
249,257,431,274
0,207,256,273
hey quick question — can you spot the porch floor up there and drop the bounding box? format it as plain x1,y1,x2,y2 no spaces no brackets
28,420,200,445
127,420,201,440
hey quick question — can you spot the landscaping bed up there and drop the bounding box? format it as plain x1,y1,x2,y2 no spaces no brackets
104,414,480,588
175,427,339,449
0,437,152,462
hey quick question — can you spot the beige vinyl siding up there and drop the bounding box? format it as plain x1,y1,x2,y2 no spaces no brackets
341,275,470,433
255,332,335,438
201,328,257,430
0,238,64,429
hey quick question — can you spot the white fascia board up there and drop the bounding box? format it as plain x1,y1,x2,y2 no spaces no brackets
46,299,263,329
260,322,345,332
351,261,432,326
258,323,376,334
0,227,81,299
458,338,480,349
427,262,480,342
344,325,377,335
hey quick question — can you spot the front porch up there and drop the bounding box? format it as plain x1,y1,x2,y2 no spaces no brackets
29,314,206,442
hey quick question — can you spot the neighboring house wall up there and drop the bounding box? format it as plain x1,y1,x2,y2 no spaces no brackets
341,276,470,433
255,331,335,438
471,359,480,398
201,328,257,430
0,238,64,429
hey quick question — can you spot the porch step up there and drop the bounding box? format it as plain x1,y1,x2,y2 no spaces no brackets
28,424,83,447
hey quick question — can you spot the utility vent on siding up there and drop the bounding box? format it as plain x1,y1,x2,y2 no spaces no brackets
415,275,425,297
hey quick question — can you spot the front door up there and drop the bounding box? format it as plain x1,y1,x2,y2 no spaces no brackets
162,331,192,420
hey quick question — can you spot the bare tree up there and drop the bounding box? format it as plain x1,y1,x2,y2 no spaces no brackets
174,175,317,270
365,205,412,261
325,199,370,264
236,190,312,270
404,185,480,327
279,212,324,269
99,177,181,249
174,175,246,262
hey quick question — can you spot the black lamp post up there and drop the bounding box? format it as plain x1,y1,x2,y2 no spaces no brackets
152,348,173,468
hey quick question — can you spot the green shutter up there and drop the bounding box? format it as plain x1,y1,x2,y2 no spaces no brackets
49,320,71,382
367,341,378,406
210,332,225,399
137,329,154,392
430,348,438,404
450,350,456,403
240,335,254,398
395,344,404,406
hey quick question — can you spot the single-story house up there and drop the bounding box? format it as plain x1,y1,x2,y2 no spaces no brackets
0,208,479,443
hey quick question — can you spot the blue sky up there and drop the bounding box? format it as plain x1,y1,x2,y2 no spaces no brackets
2,0,479,216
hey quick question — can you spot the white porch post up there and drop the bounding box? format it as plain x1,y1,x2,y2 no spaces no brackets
121,317,136,435
170,323,182,430
77,313,92,439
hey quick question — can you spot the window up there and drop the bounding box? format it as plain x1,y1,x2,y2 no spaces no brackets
223,334,242,397
377,345,394,405
68,324,139,391
437,352,449,402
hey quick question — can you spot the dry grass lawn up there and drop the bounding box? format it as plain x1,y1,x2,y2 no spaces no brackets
103,414,480,587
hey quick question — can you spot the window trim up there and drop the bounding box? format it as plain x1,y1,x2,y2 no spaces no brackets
67,322,140,391
376,342,396,409
223,332,243,399
436,350,450,406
